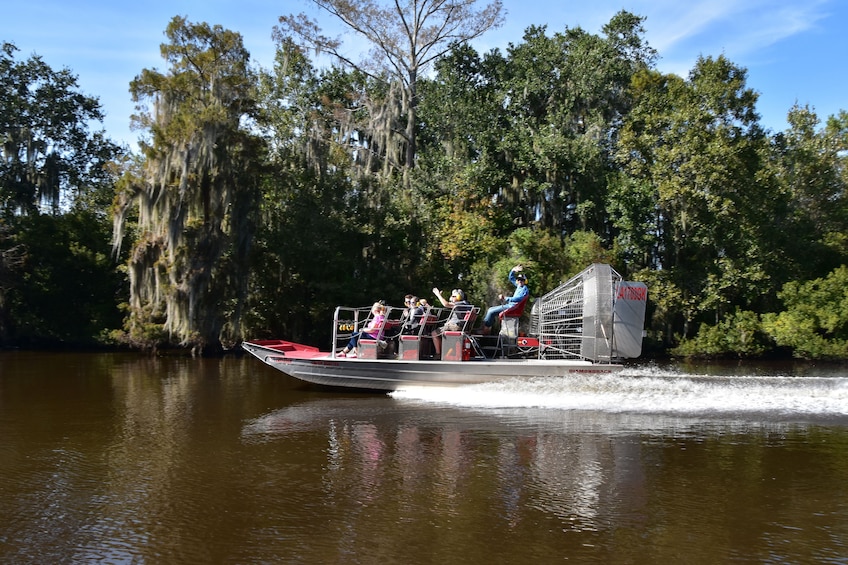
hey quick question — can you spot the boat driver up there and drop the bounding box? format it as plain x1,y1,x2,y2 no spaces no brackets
481,264,529,335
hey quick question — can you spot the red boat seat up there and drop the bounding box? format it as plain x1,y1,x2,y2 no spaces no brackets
498,294,529,320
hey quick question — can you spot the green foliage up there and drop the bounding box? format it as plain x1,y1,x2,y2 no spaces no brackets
507,228,569,294
5,211,124,346
762,266,848,359
631,267,684,347
606,174,658,270
0,42,121,216
764,105,848,285
0,43,124,347
563,231,617,278
672,310,770,358
434,164,507,263
488,17,654,234
615,56,777,339
109,302,167,351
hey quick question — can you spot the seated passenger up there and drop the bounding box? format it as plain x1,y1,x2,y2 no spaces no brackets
401,295,428,335
340,302,386,357
431,288,471,356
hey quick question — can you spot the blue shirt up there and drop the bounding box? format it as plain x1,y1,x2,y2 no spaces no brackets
506,271,529,303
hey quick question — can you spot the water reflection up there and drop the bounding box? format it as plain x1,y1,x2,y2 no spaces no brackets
244,398,657,536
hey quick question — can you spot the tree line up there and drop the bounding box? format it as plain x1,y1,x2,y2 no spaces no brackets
2,3,847,359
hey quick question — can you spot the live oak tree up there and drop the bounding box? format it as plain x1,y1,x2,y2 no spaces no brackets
416,12,654,239
492,14,655,234
113,17,262,353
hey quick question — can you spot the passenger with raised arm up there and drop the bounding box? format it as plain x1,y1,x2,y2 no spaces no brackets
339,302,386,358
431,288,470,356
481,265,529,335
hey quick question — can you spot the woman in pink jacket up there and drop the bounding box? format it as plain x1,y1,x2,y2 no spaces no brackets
340,302,386,357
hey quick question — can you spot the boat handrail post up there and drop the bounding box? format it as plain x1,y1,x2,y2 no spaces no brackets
332,305,365,358
332,306,342,357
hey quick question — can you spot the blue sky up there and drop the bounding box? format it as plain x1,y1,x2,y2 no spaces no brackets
3,0,845,150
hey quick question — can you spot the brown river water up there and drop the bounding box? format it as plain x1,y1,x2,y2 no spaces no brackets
1,351,847,564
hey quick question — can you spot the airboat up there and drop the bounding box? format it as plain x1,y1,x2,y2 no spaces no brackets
242,264,647,391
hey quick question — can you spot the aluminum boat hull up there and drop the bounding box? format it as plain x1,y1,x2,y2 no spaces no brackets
242,340,623,391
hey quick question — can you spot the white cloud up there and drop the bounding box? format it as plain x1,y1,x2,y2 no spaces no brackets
636,0,831,77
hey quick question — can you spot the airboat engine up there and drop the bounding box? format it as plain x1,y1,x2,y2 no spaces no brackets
528,263,647,362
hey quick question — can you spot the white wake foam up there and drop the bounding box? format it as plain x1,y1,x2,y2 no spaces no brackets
389,364,848,419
